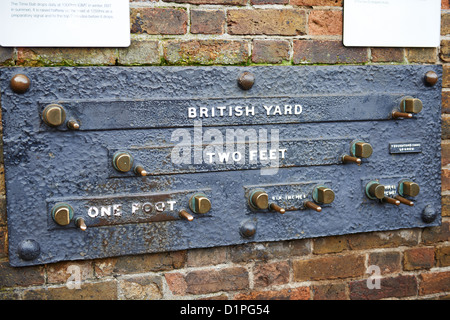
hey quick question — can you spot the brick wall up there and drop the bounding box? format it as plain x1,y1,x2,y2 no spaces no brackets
0,0,449,300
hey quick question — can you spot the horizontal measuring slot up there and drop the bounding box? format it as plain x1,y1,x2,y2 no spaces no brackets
108,137,357,177
38,93,406,131
47,189,211,229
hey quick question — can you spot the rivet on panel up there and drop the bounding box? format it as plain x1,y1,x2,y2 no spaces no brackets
10,74,30,94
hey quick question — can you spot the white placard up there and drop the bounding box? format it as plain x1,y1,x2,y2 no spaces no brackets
0,0,130,47
343,0,441,47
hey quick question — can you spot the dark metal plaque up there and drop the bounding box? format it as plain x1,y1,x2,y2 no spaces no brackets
0,65,442,266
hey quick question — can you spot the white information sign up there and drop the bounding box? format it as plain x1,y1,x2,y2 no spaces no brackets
0,0,130,47
343,0,441,47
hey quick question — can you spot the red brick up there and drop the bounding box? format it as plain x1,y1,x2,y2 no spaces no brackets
163,40,249,65
371,48,404,63
403,247,435,271
347,229,419,250
312,283,347,300
165,272,187,295
421,221,450,244
442,193,450,217
368,251,401,274
227,9,307,36
436,246,450,267
293,254,365,281
405,47,437,63
441,40,450,62
234,287,310,300
444,115,450,140
252,40,290,64
187,247,228,267
444,0,450,10
170,0,246,4
0,261,44,288
444,65,450,88
308,10,342,35
293,40,368,64
191,10,226,35
313,235,349,254
230,241,308,263
443,169,450,191
349,275,418,300
130,8,187,35
184,267,249,294
443,91,450,114
252,0,288,4
291,0,342,5
253,261,290,287
419,271,450,295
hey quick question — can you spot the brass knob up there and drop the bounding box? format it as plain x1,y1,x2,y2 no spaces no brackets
342,155,362,165
399,181,420,197
313,186,335,204
112,151,134,173
67,120,80,130
351,141,373,159
304,201,322,212
382,197,400,206
395,195,414,206
134,165,148,176
179,209,194,221
249,190,269,210
189,193,211,214
51,203,74,226
75,217,87,231
400,97,423,114
365,181,385,200
269,203,286,214
42,104,66,127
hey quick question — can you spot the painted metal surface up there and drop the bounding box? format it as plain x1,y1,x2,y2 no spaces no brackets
0,65,442,267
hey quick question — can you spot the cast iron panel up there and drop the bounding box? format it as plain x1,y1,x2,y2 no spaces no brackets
0,65,442,266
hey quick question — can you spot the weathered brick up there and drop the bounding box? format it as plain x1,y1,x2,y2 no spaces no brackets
293,40,368,64
0,195,7,226
403,247,435,271
186,247,228,267
349,275,418,300
443,169,450,191
442,13,450,35
421,221,450,244
0,261,44,288
312,283,347,300
371,48,404,63
170,0,246,4
308,10,342,35
444,65,450,88
47,261,94,284
165,272,187,295
163,40,249,65
436,246,450,267
23,279,118,300
419,271,450,295
130,8,187,35
191,10,226,34
253,261,290,288
231,241,304,263
443,91,450,114
347,229,420,250
118,275,163,300
117,39,160,65
440,40,450,62
251,0,288,4
443,115,450,140
405,47,437,63
234,287,310,300
184,267,249,294
293,254,365,281
0,226,7,259
291,0,342,5
313,235,349,254
227,9,307,36
94,251,186,276
252,40,290,64
442,193,450,217
444,0,450,9
0,47,15,65
17,47,117,66
368,251,401,274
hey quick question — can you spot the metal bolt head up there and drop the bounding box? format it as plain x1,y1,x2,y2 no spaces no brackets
314,186,335,204
112,152,134,173
189,193,211,214
51,203,74,226
10,74,30,94
238,72,255,90
366,181,385,200
18,239,40,261
352,141,373,158
400,97,423,114
424,71,438,86
250,190,269,210
401,181,420,197
42,104,66,127
240,220,256,238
